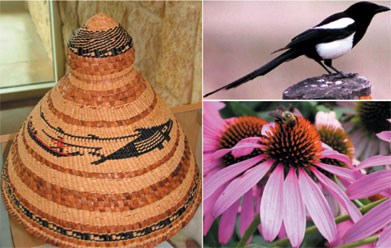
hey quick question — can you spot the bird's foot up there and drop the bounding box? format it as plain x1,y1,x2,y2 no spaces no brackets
329,72,357,79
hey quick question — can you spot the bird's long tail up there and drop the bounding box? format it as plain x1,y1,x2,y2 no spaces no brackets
203,49,302,97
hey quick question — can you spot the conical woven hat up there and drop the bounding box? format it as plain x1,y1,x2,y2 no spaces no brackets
2,14,201,247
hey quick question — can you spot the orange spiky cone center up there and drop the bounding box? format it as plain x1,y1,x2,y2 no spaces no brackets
261,117,322,168
219,116,267,166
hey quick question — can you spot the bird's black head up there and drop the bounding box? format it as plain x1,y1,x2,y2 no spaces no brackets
344,2,389,46
345,2,390,20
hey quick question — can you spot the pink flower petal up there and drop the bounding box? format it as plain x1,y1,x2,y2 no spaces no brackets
321,142,333,151
355,155,391,170
240,189,255,242
203,104,226,159
218,199,240,244
335,220,354,246
312,168,361,223
278,224,287,240
261,122,276,136
321,149,352,167
211,138,262,160
351,130,368,156
210,148,231,160
343,121,354,133
383,190,391,198
334,221,374,248
213,160,273,217
379,141,390,156
204,181,226,216
236,137,263,143
315,111,342,130
203,175,227,235
203,153,222,175
346,170,391,199
231,137,262,158
298,168,337,243
203,119,224,137
363,138,379,160
255,186,263,215
203,136,221,152
377,225,391,248
314,162,359,182
203,102,225,128
293,108,303,118
261,164,284,241
322,186,340,217
283,168,306,248
203,212,215,236
255,186,263,234
204,155,264,200
343,199,391,243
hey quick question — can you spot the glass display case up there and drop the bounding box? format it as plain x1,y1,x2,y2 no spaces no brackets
0,1,64,103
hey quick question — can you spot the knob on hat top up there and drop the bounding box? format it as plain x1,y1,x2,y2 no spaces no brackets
66,13,135,86
1,13,201,247
68,13,133,58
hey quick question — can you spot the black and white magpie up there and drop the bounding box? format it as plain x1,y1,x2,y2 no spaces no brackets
204,1,390,98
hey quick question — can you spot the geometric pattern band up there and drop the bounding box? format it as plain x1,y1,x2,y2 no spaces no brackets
67,25,133,58
2,161,199,242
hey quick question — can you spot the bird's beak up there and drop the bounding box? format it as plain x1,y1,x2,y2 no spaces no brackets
376,5,390,13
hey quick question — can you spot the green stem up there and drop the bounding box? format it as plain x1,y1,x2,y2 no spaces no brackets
271,198,386,247
336,235,378,248
236,215,260,248
353,199,364,208
357,198,387,214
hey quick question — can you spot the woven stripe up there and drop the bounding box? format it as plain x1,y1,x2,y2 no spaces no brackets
12,137,191,211
5,150,197,228
67,48,135,81
57,73,146,107
67,25,133,58
2,159,200,244
21,124,182,179
46,90,158,127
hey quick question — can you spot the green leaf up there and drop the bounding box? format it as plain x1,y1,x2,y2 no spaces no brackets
204,219,221,248
315,104,332,113
228,102,258,117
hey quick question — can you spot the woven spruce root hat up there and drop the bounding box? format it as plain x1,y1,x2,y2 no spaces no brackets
1,14,201,247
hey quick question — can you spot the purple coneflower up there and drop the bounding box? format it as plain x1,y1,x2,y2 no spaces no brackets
341,129,391,247
203,102,267,243
376,119,391,143
314,111,355,216
343,167,391,247
315,111,354,165
345,102,391,160
204,104,361,247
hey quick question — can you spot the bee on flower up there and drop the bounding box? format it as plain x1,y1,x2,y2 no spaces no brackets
203,102,366,247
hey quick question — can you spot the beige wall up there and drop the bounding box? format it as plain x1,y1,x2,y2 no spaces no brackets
58,1,202,107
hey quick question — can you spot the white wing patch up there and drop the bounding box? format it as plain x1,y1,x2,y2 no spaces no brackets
316,33,355,59
315,18,354,29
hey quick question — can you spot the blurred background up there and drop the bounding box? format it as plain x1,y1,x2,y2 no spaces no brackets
203,1,391,99
0,1,54,89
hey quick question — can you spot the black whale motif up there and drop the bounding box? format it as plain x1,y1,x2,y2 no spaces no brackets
91,119,173,165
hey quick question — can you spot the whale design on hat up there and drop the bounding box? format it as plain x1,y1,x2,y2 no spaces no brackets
27,108,174,165
91,119,173,165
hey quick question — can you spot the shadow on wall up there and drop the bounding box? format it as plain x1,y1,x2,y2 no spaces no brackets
57,1,202,106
